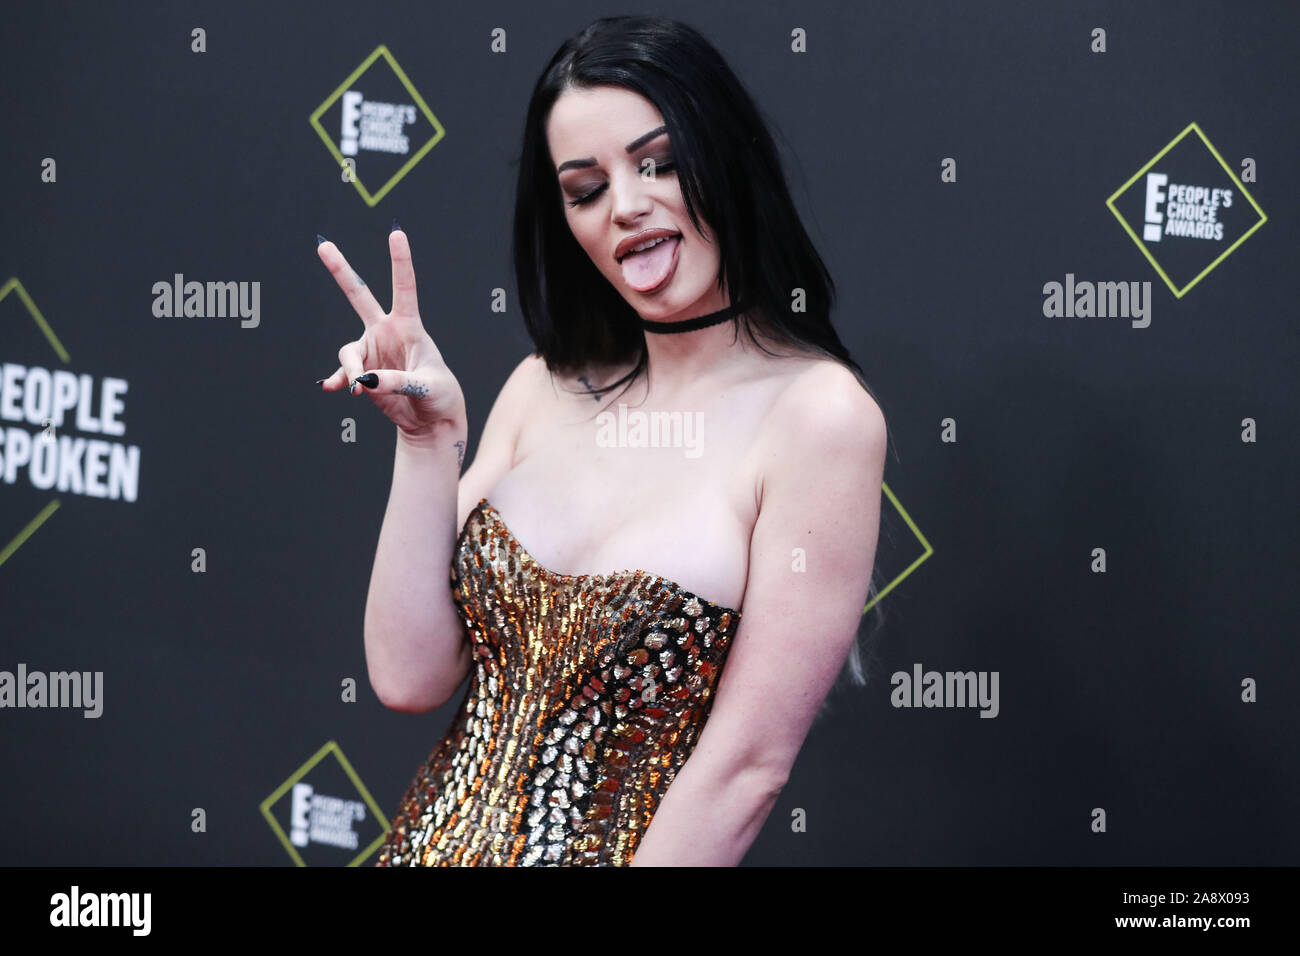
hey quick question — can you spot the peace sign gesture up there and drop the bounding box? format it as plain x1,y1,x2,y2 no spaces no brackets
317,226,465,440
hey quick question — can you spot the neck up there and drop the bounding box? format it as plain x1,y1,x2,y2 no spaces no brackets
636,299,755,395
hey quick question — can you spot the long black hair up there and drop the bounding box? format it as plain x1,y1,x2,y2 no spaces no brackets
511,14,890,696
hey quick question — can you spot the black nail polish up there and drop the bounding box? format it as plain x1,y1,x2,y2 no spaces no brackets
391,218,401,233
315,378,325,385
317,234,327,245
357,372,379,389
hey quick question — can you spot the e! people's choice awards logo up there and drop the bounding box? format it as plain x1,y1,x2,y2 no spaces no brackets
1106,122,1266,298
260,740,389,866
308,45,446,206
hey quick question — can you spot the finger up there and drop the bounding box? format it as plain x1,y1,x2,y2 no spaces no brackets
317,365,347,391
318,239,386,328
389,228,419,317
338,339,368,394
355,368,432,399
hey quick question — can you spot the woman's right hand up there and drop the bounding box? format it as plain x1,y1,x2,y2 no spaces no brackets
316,227,465,439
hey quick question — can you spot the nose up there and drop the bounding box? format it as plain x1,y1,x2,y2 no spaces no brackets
610,165,654,225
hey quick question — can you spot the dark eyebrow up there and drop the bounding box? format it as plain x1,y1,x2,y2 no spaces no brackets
555,126,668,174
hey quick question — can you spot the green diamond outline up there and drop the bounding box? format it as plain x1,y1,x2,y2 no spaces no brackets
1105,122,1267,298
865,481,933,614
308,44,446,207
0,277,69,569
259,739,390,867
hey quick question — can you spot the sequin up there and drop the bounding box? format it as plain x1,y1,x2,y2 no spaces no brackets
374,499,741,867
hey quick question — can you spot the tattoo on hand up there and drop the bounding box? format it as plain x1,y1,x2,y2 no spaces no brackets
393,382,429,398
454,440,466,468
352,269,366,288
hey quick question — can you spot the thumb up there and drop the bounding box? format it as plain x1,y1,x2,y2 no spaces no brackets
355,369,432,399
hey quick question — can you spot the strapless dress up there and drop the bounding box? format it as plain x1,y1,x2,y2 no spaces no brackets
374,498,742,866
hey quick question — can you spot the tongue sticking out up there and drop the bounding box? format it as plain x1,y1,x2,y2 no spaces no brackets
621,236,679,291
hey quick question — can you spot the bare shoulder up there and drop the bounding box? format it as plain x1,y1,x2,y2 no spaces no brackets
511,350,552,391
742,359,887,538
760,358,887,452
497,351,561,417
462,352,549,474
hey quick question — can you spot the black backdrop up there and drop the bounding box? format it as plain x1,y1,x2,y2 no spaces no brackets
1,0,1297,866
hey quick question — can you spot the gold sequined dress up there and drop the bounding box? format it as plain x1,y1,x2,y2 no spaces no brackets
375,499,742,866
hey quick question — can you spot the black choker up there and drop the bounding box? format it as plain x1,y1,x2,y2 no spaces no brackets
640,302,746,334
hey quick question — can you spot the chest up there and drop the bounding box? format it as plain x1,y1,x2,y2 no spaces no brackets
483,392,769,613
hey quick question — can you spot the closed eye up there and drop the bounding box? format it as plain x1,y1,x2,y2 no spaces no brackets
566,161,676,207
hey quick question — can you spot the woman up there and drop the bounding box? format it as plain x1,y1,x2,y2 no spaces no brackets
315,15,888,865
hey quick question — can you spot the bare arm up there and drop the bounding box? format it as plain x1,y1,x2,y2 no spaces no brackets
363,420,469,713
628,363,888,865
316,228,543,713
364,352,545,712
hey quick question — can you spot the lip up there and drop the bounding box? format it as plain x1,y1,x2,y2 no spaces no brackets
614,228,681,263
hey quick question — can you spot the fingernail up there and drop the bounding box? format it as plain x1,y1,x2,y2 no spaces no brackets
347,379,356,394
391,218,402,233
357,372,379,389
317,234,327,245
315,378,326,385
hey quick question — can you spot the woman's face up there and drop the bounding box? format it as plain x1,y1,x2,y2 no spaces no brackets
546,85,725,320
